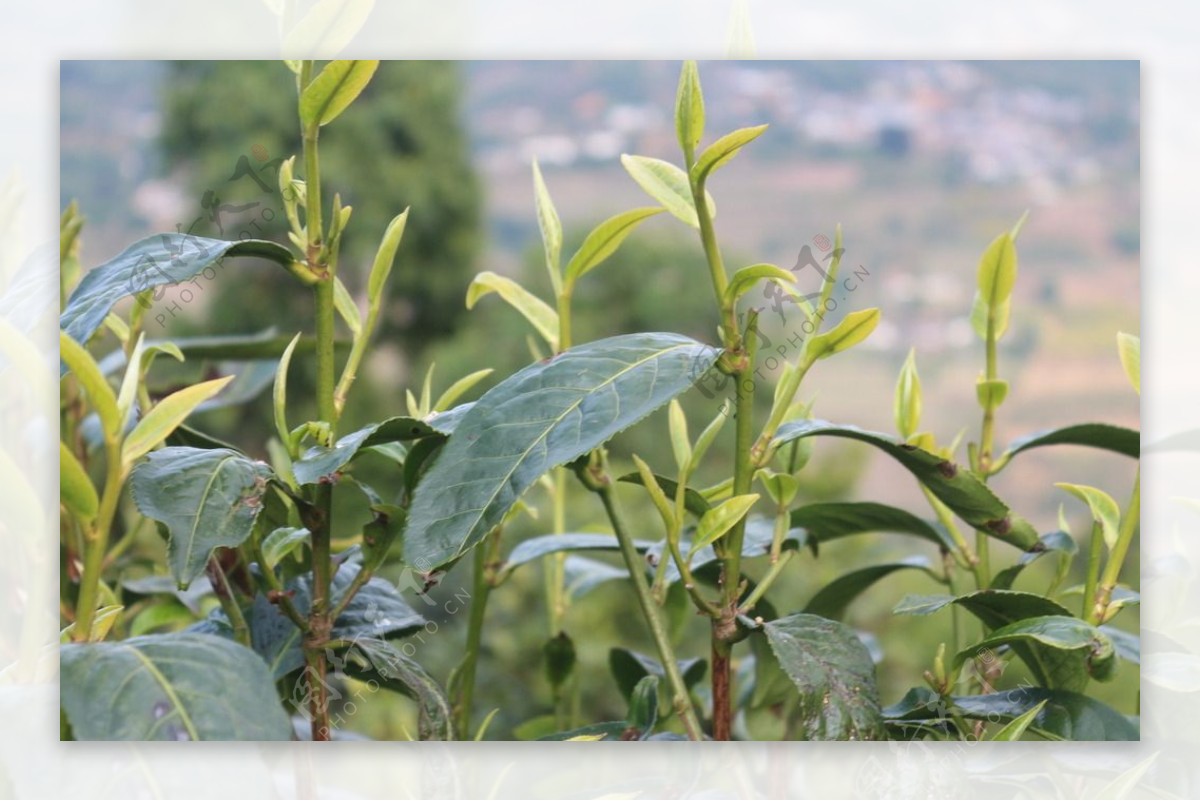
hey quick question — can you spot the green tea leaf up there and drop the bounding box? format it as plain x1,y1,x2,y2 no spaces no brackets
691,124,768,183
405,333,720,569
674,60,705,159
59,331,120,438
975,377,1009,410
803,557,938,622
724,263,795,305
1057,483,1121,551
564,207,662,283
343,638,452,741
367,209,409,302
773,420,1039,549
990,530,1077,591
1117,332,1140,395
60,441,99,520
333,276,361,336
273,333,302,450
952,615,1116,684
666,399,691,473
687,409,728,478
760,613,884,740
60,633,292,740
993,423,1140,473
627,675,659,734
609,647,706,702
130,447,273,587
632,455,677,532
990,699,1048,740
531,159,563,294
290,409,463,485
689,493,759,558
970,290,1011,340
434,368,493,412
805,308,880,361
465,270,559,347
620,155,715,228
60,235,295,348
894,348,922,439
260,526,310,570
498,533,648,578
122,376,233,465
977,231,1018,309
617,472,711,518
299,59,379,127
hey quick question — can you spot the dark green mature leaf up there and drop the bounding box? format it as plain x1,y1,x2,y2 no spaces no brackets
953,615,1116,687
609,647,706,701
772,420,1039,550
291,407,465,485
991,530,1077,591
405,333,721,569
130,447,273,587
562,556,629,601
894,590,1094,690
60,235,294,348
343,638,452,741
618,472,711,517
1101,626,1140,665
885,686,1136,741
803,557,939,621
790,501,953,551
60,633,292,740
243,555,426,679
627,676,660,735
498,533,653,580
760,613,884,740
993,423,1140,473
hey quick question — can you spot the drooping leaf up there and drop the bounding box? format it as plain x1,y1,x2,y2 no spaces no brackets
759,612,884,740
1057,483,1121,551
803,557,938,621
691,124,768,183
129,447,273,587
883,686,1137,741
620,155,715,228
122,376,234,465
609,647,707,702
342,637,452,741
59,441,98,520
993,424,1140,473
952,615,1116,686
291,408,465,485
60,235,295,348
772,420,1040,550
564,208,663,283
404,333,721,569
59,633,292,740
724,263,795,305
1117,332,1140,394
790,500,953,551
299,59,379,127
804,308,880,361
465,271,558,347
990,530,1077,591
497,533,652,579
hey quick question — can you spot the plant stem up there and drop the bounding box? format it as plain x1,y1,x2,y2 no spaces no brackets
454,534,493,739
72,435,124,642
596,480,703,740
208,555,251,648
1091,469,1140,623
1082,521,1104,621
739,550,794,613
973,305,1001,586
556,282,573,352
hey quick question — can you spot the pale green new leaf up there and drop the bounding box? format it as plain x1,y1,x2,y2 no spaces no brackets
970,291,1011,340
688,493,759,558
977,231,1018,309
60,330,120,439
434,368,494,412
531,159,563,294
368,209,409,301
632,454,677,532
1117,332,1140,395
667,399,691,472
60,633,292,740
333,276,361,336
261,526,310,570
686,409,727,478
805,308,880,362
564,208,662,283
273,333,302,450
894,348,922,439
60,441,99,520
405,333,721,569
1057,483,1121,551
691,124,768,183
130,446,273,587
674,60,704,158
299,59,379,128
465,271,558,348
620,155,715,228
122,376,233,465
724,263,795,305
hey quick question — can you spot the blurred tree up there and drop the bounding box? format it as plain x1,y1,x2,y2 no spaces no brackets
161,60,481,347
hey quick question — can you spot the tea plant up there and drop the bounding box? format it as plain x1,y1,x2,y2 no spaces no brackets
59,60,1140,741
